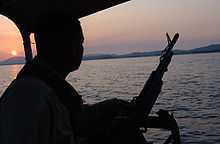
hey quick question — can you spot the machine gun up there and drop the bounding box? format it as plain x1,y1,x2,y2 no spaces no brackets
130,33,180,144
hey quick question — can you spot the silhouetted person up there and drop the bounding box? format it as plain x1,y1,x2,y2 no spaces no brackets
0,14,179,144
0,13,145,144
0,15,84,144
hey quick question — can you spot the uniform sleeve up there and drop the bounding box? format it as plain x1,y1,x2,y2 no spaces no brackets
0,78,52,144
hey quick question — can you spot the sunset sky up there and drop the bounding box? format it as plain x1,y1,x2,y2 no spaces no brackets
0,0,220,60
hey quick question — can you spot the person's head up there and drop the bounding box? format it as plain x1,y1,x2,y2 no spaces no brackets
34,15,84,77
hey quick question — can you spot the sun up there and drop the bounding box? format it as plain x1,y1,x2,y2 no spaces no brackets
11,50,17,56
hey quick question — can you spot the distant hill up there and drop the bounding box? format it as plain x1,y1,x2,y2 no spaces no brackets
84,44,220,60
0,56,25,65
1,44,220,65
188,44,220,53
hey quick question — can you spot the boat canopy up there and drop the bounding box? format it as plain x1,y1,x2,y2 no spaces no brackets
0,0,130,32
0,0,130,62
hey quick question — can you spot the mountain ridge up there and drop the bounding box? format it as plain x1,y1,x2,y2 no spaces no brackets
1,44,220,65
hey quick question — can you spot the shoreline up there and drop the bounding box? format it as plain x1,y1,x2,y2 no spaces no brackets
0,51,220,66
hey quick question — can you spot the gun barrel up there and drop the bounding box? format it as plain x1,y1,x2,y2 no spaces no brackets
170,33,179,48
164,33,179,55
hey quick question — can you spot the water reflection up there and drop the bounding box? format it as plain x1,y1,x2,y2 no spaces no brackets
0,64,23,95
0,53,220,143
9,65,22,79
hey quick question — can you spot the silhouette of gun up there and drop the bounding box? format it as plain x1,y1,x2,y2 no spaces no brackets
129,33,180,143
74,34,180,144
132,33,179,116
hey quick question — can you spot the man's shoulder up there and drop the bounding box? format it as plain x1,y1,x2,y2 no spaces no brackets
11,76,51,91
0,76,54,110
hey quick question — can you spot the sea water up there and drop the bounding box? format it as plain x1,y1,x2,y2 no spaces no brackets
1,53,220,143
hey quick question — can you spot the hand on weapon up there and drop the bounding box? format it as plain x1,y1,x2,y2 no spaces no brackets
144,110,181,144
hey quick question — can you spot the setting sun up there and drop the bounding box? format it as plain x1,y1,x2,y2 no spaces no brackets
11,50,17,56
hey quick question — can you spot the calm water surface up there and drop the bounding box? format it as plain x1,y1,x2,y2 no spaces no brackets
1,53,220,143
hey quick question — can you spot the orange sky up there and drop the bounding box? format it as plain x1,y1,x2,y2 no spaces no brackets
0,16,23,60
0,0,220,60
